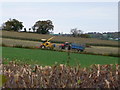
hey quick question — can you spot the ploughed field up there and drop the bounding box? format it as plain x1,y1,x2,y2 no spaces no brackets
2,47,118,67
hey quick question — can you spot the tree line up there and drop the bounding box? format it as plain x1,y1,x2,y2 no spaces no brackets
1,18,54,34
1,18,90,38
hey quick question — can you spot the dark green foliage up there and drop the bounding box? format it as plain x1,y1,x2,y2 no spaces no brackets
32,20,54,34
1,19,24,31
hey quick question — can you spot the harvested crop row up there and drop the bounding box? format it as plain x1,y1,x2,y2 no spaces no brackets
2,38,119,55
2,60,120,88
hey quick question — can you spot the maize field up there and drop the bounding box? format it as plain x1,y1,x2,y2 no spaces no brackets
1,59,120,88
2,31,119,47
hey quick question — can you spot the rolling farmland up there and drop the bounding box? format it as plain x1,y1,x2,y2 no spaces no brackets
1,38,119,55
1,31,119,88
2,31,119,46
1,2,120,88
1,31,119,66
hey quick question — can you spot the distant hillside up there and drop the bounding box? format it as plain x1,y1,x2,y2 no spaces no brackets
1,31,119,47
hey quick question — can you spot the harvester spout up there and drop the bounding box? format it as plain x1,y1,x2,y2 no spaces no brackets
47,36,55,42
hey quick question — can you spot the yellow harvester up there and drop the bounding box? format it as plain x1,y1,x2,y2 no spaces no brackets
40,36,55,49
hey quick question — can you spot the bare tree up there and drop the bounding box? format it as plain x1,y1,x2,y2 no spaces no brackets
70,28,83,37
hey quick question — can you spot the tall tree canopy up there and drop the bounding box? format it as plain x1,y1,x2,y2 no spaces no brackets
1,19,24,31
32,20,54,34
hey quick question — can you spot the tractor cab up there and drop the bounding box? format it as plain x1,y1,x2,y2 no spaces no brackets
64,42,70,46
59,42,71,49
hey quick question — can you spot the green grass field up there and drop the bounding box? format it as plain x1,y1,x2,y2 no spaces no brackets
2,47,118,67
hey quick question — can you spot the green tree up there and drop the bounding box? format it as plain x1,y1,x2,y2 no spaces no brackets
1,19,24,31
32,20,54,34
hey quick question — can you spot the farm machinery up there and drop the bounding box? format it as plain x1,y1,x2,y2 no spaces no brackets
39,36,85,52
40,36,56,49
59,42,85,52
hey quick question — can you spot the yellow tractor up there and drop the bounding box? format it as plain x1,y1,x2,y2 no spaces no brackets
40,36,56,49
